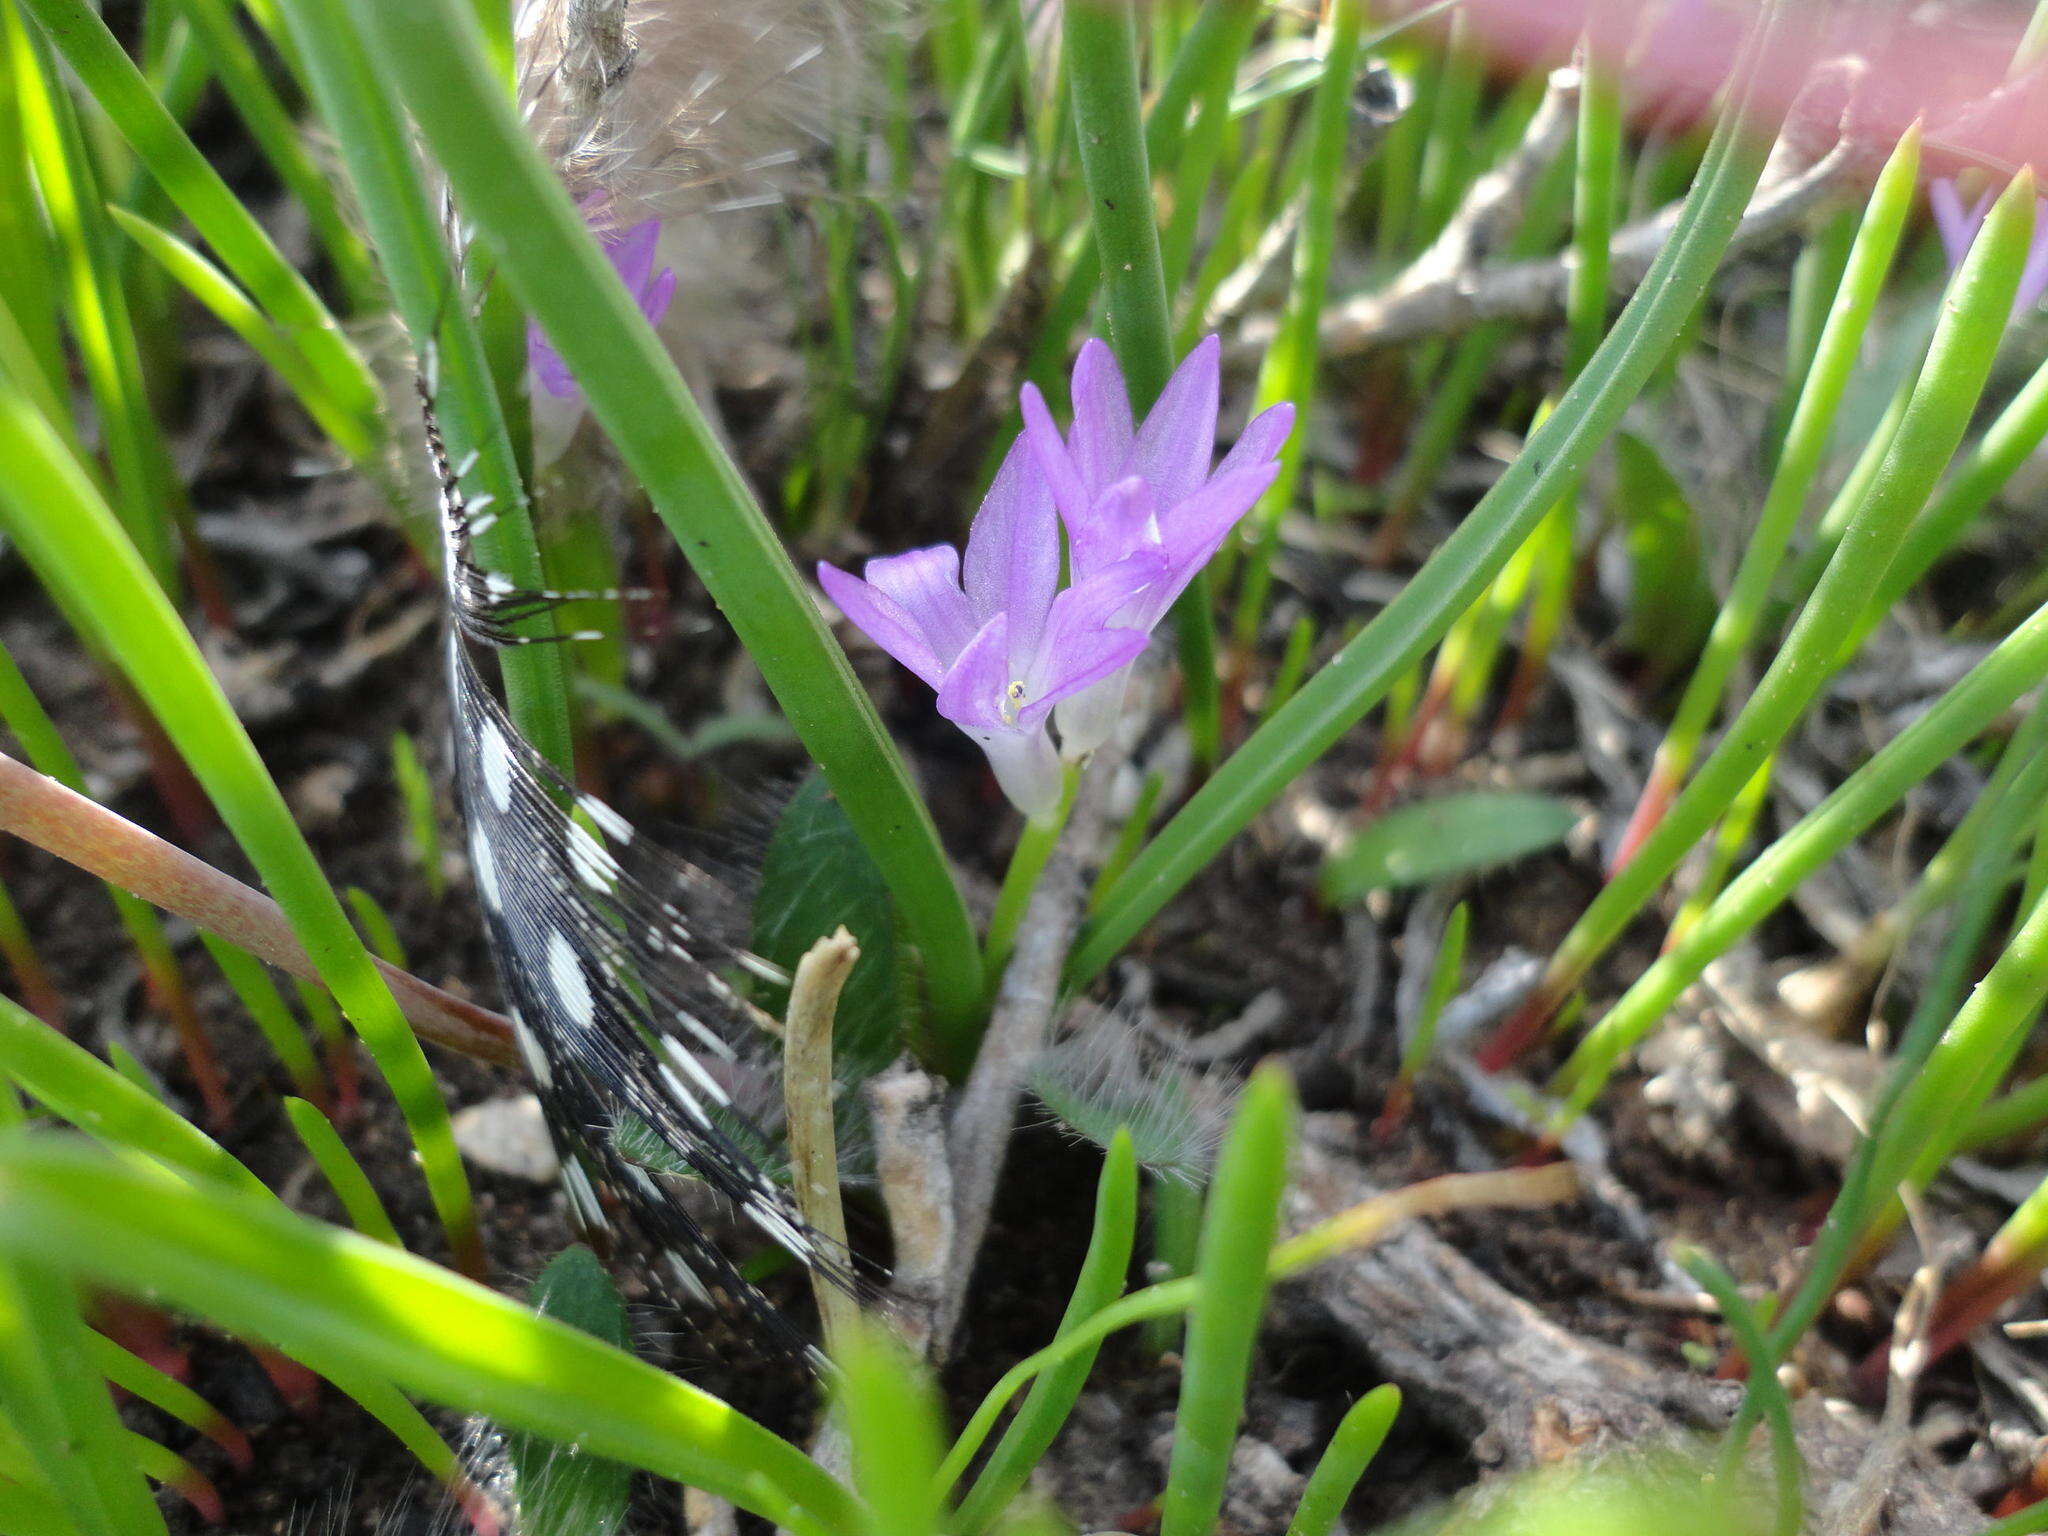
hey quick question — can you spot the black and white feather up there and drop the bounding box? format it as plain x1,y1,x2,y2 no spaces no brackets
419,382,850,1354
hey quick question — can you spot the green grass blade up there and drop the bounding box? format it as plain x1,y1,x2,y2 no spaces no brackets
283,1096,403,1246
1505,163,2034,1058
1677,1249,1800,1536
269,0,571,773
197,933,324,1100
6,4,180,587
0,994,262,1196
0,1259,166,1536
106,205,379,459
837,1322,946,1536
954,1130,1139,1533
85,1333,249,1468
1553,594,2048,1120
1284,1383,1399,1536
347,0,984,1055
1231,0,1365,651
1159,1064,1295,1536
1070,0,1789,988
0,1136,859,1531
162,0,378,304
1622,125,1919,853
0,387,479,1271
16,0,376,416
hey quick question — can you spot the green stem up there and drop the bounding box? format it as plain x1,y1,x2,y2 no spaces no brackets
1064,0,1221,771
984,764,1080,983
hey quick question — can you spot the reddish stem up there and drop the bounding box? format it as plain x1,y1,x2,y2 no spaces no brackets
1474,972,1570,1073
1609,760,1679,877
159,1460,225,1525
140,953,232,1131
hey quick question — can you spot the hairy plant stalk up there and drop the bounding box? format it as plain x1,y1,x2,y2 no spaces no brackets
0,750,517,1067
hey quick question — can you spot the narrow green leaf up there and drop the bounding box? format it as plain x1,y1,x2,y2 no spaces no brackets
0,1136,858,1530
1321,792,1576,903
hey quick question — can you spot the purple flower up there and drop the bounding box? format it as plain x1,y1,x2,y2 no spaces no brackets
1018,334,1293,750
528,201,677,401
818,435,1161,819
1931,177,2048,316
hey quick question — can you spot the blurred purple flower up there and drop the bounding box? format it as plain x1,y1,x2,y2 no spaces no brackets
528,202,678,401
1018,334,1293,750
818,435,1160,819
1930,176,2048,316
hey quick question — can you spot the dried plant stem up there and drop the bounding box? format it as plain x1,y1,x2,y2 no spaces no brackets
1307,138,1855,358
0,750,517,1067
866,1061,954,1358
938,749,1121,1354
781,926,860,1354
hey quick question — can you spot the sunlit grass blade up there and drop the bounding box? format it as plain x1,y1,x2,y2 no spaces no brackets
0,1259,167,1536
283,1096,403,1246
199,933,325,1102
1485,164,2035,1067
1229,0,1365,655
0,1136,860,1531
16,0,379,426
1612,124,1919,870
838,1322,946,1536
0,386,480,1272
6,4,182,588
107,206,380,460
269,0,571,774
954,1130,1138,1533
1071,2,1789,987
1551,595,2048,1122
85,1332,251,1469
1159,1064,1295,1536
348,0,984,1056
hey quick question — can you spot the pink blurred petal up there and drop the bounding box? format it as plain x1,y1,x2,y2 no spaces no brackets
1021,382,1090,523
1217,401,1295,478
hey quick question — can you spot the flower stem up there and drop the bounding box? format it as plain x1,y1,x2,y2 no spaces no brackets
1063,0,1221,771
984,761,1080,984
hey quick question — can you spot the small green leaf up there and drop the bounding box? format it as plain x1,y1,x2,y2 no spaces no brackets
1320,792,1578,903
752,776,913,1076
506,1247,632,1536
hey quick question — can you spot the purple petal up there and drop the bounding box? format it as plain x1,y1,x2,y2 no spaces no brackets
640,265,678,330
934,611,1013,733
818,560,947,688
1217,401,1296,478
861,545,978,668
1132,335,1221,510
1066,476,1157,580
965,432,1060,654
1068,338,1135,495
528,321,580,400
1929,178,1971,269
1017,606,1151,727
605,218,663,289
1020,384,1091,524
1145,462,1279,624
